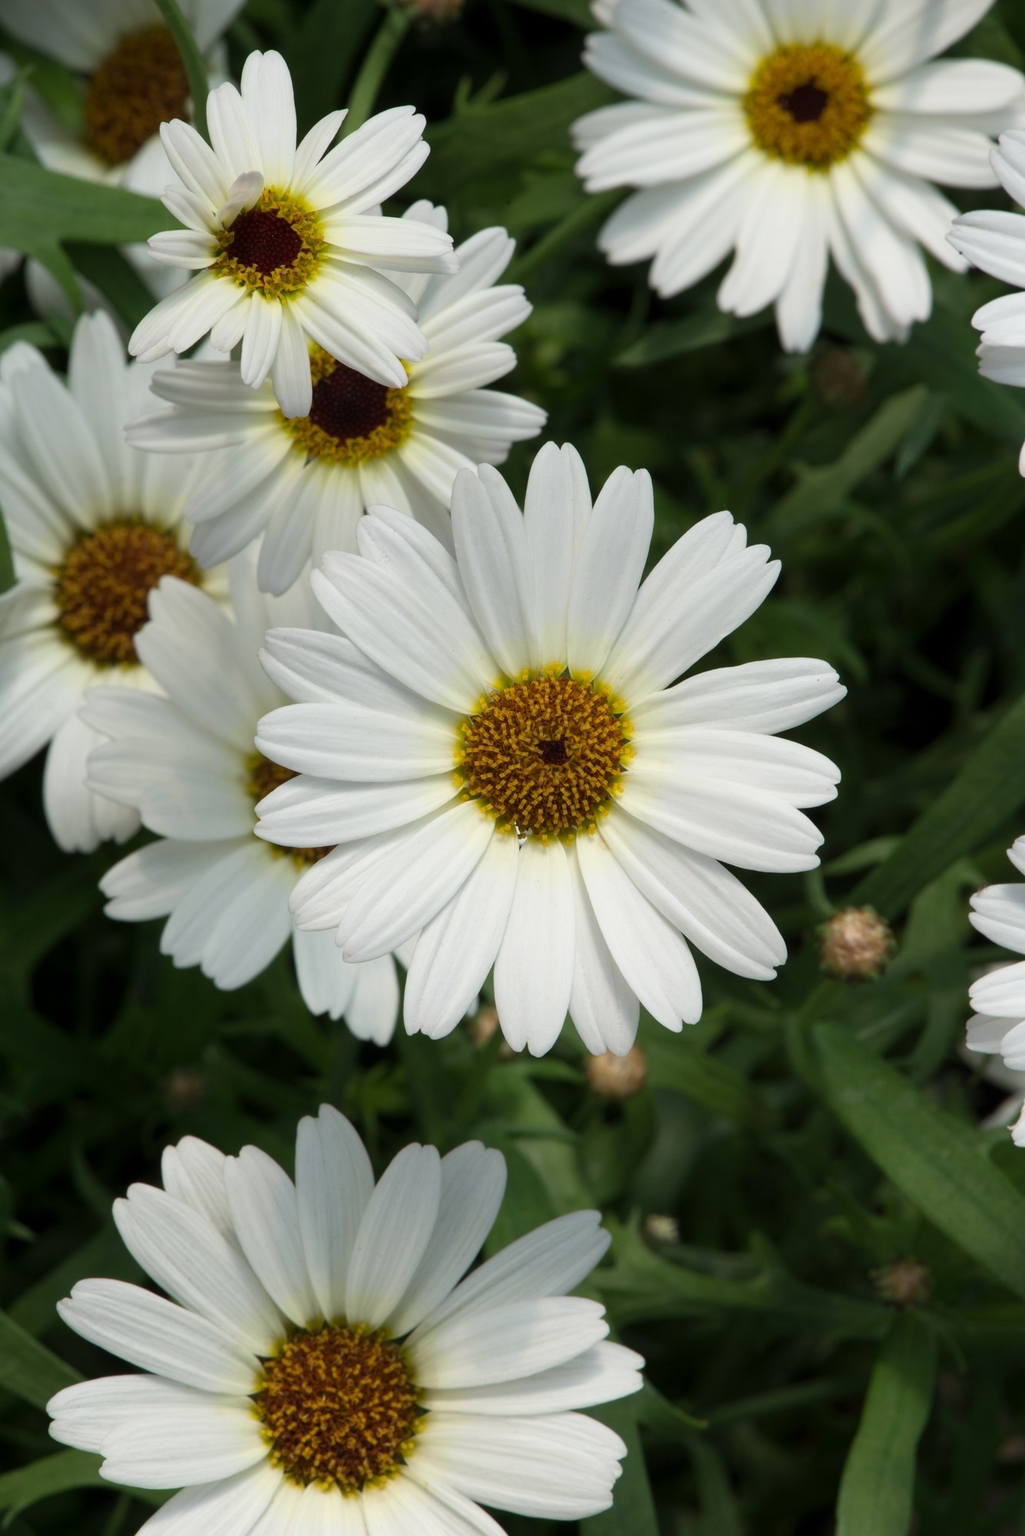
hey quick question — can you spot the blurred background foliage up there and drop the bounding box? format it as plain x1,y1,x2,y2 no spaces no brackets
8,1,1025,1534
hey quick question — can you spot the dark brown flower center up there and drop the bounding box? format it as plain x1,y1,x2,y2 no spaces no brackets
282,348,413,466
778,81,829,123
256,1325,421,1491
745,44,870,168
226,209,305,277
85,27,189,166
247,752,332,867
54,520,197,666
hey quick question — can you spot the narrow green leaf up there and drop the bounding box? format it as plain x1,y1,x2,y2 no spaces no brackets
0,1310,80,1410
343,9,411,136
0,1451,105,1522
153,0,209,141
0,39,83,137
285,0,378,130
686,1432,744,1536
853,690,1025,919
767,387,928,540
66,243,159,329
10,1226,141,1339
418,73,611,199
643,1025,777,1130
836,1315,936,1536
580,1394,660,1536
810,1023,1025,1299
0,156,171,259
890,303,1025,445
617,308,771,367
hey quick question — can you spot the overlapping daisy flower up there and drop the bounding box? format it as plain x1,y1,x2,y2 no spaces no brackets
127,201,546,593
573,0,1025,350
49,1106,641,1530
0,311,218,854
967,836,1025,1146
130,49,458,417
949,131,1025,471
85,557,404,1037
254,442,845,1057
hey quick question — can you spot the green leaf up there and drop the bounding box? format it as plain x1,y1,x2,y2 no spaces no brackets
285,0,378,130
505,0,595,27
810,1023,1025,1299
836,1315,936,1536
580,1394,660,1536
643,1022,777,1130
617,308,772,367
767,387,929,541
153,0,209,141
0,1309,79,1410
0,1451,106,1523
0,157,171,300
418,73,611,200
853,689,1025,919
888,303,1025,446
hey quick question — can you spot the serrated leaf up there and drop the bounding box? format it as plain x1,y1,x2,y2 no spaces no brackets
0,1310,79,1409
810,1023,1025,1299
853,690,1025,919
836,1315,936,1536
643,1024,777,1130
0,156,171,280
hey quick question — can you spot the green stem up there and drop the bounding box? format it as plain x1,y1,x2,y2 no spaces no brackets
344,8,411,135
0,498,15,594
153,0,209,141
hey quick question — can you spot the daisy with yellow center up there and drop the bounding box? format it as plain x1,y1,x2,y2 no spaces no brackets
49,1108,642,1530
128,201,546,594
0,311,218,854
573,0,1025,349
84,554,403,1036
254,442,845,1057
129,50,458,418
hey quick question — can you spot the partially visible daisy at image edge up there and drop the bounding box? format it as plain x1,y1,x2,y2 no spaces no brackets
127,201,546,593
572,0,1025,350
949,130,1025,472
0,310,218,854
253,441,845,1058
49,1105,641,1532
129,49,457,417
966,835,1025,1145
85,556,406,1039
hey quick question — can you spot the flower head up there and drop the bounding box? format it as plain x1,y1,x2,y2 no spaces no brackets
254,441,845,1056
967,836,1025,1145
127,202,546,593
85,555,403,1037
129,50,457,417
573,0,1025,350
49,1107,641,1529
0,311,216,853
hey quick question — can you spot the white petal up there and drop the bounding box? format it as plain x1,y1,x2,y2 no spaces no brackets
295,1104,374,1323
224,1147,320,1326
422,1340,643,1416
131,1464,281,1536
493,838,574,1057
566,467,652,676
450,467,537,678
345,1144,442,1330
410,1296,608,1389
566,843,639,1056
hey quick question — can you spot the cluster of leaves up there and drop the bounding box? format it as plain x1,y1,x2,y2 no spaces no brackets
7,0,1025,1533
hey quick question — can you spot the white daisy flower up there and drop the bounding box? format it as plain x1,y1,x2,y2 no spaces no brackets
967,836,1025,1145
129,49,458,418
85,558,403,1038
48,1107,641,1531
0,0,243,187
949,130,1025,470
253,442,845,1057
126,201,547,594
573,0,1025,350
0,310,217,854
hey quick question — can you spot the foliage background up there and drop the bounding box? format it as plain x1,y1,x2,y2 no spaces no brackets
8,1,1025,1532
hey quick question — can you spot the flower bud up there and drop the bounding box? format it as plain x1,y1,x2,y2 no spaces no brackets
872,1257,931,1308
642,1213,680,1247
585,1045,648,1100
818,906,894,981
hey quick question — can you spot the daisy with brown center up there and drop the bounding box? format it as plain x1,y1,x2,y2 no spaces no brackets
83,554,403,1035
573,0,1025,350
128,202,546,594
254,441,845,1058
49,1107,642,1531
0,311,219,853
129,49,457,418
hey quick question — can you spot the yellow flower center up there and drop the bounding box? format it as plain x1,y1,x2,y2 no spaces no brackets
256,1324,421,1491
281,348,414,467
247,752,333,867
84,26,189,166
744,43,871,169
54,519,198,667
457,672,632,840
214,190,325,298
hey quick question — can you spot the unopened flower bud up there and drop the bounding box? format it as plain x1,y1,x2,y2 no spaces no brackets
585,1045,648,1100
642,1213,679,1247
400,0,463,22
469,1006,516,1058
165,1067,205,1111
818,906,894,981
871,1256,931,1308
812,346,869,409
